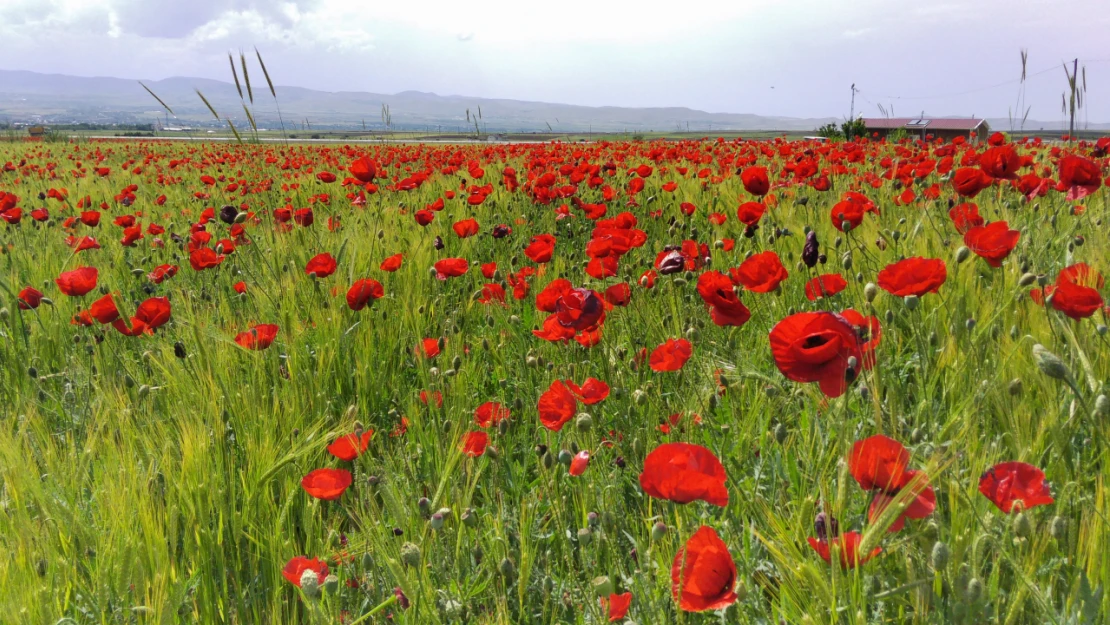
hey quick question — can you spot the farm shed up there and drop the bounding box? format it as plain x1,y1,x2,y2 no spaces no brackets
862,117,989,142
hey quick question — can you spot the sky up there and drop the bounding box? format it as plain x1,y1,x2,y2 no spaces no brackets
1,0,1108,123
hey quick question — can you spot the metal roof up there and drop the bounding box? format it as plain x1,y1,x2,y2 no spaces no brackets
862,117,987,131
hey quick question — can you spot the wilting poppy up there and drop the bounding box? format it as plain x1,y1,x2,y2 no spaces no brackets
327,431,373,461
301,468,353,500
600,592,632,622
650,338,693,372
234,323,279,350
671,526,738,612
964,221,1020,268
538,380,577,431
305,253,337,278
564,378,610,404
979,461,1054,513
804,274,848,300
434,258,469,280
56,266,98,297
346,278,384,311
876,257,947,297
808,532,881,569
148,264,178,284
474,402,510,427
769,311,863,397
730,251,788,293
461,431,489,457
568,450,590,476
640,442,728,506
282,556,329,587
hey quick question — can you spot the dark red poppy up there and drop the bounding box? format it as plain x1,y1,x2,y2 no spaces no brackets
327,431,373,461
474,402,510,428
964,221,1020,268
80,210,101,227
603,282,632,307
808,532,881,569
640,442,728,506
554,288,605,331
804,274,848,300
671,526,738,612
316,172,337,183
56,267,98,297
948,203,984,234
434,258,469,280
282,556,329,587
877,257,947,297
649,338,693,372
538,379,577,431
740,166,770,196
696,270,751,327
301,468,352,500
346,278,384,311
17,286,43,310
564,378,610,404
769,311,862,397
730,251,788,293
305,253,337,278
736,201,766,227
979,461,1054,513
461,431,489,457
952,167,993,198
349,156,378,182
234,323,279,350
978,145,1022,180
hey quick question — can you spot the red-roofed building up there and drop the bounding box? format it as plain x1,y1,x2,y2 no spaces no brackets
862,117,989,142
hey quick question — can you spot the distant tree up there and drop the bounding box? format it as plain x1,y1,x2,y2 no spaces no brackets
840,118,866,141
816,123,843,140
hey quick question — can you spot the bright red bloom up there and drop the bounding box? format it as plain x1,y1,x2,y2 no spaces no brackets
346,279,384,311
316,172,337,183
452,218,480,238
327,431,373,461
349,156,378,182
305,253,337,278
300,468,352,500
189,248,225,271
849,434,910,493
282,556,329,587
434,258,469,280
671,526,738,612
380,254,403,272
135,297,171,329
564,378,610,404
461,431,489,457
877,257,947,297
640,442,728,506
419,338,441,358
952,167,993,198
524,234,556,263
650,338,693,372
964,221,1020,268
603,282,632,307
736,201,766,227
1056,155,1102,201
807,532,881,569
600,592,632,622
740,166,770,196
948,203,984,234
88,295,119,324
730,251,788,293
538,380,577,431
868,470,936,533
474,402,510,428
234,323,279,350
696,270,751,327
568,450,590,476
769,311,863,397
148,264,178,284
55,267,98,297
979,462,1054,513
17,286,43,310
804,274,848,300
979,145,1022,180
1051,280,1103,319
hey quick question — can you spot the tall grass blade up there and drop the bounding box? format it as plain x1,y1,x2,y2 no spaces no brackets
240,50,254,105
196,89,221,121
138,81,175,116
229,52,244,101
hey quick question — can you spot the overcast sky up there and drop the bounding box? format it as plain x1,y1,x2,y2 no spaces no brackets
1,0,1108,122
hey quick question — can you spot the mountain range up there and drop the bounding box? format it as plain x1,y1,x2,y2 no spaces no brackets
0,69,1104,134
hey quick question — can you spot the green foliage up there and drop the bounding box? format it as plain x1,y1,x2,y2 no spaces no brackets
816,122,843,140
841,117,867,140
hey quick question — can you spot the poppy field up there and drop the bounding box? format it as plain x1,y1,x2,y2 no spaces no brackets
2,133,1110,624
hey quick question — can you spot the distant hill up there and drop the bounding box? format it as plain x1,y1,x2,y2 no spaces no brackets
0,69,839,133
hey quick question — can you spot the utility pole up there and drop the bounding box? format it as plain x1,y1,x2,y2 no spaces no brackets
848,83,859,140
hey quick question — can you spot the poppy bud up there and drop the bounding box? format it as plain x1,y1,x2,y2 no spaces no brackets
955,246,970,263
1050,515,1067,539
557,449,573,466
685,326,699,340
0,308,8,320
673,278,687,287
418,497,431,515
773,423,787,444
632,389,646,405
1098,325,1109,336
931,541,950,570
28,366,37,379
462,508,478,528
1013,511,1032,538
400,542,421,567
1095,395,1109,418
430,512,445,530
577,527,593,545
322,573,339,594
802,231,819,268
219,205,238,225
444,369,456,377
300,570,321,598
1008,378,1023,396
499,557,515,578
429,367,439,377
591,576,614,597
1018,273,1036,287
858,385,869,400
965,578,983,604
1032,344,1071,381
542,451,555,470
904,294,919,310
862,282,877,303
575,413,593,431
587,511,600,527
525,356,538,368
841,253,852,270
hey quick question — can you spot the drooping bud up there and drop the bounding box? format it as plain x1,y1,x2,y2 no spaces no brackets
802,231,819,268
931,541,950,570
1008,378,1023,396
1032,344,1071,381
1012,511,1032,538
863,282,878,303
955,246,970,264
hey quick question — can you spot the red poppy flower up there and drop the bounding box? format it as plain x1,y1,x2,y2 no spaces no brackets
349,156,378,182
305,253,337,278
461,431,489,457
538,379,577,431
978,145,1022,180
474,402,510,428
948,203,984,234
282,556,329,587
300,468,353,500
568,450,590,476
17,286,43,310
80,210,101,227
603,282,632,307
434,258,469,280
600,592,632,622
1056,155,1102,201
189,247,225,271
234,323,279,350
830,193,877,231
1058,263,1104,288
807,532,881,569
135,297,171,329
414,210,434,226
640,442,728,506
452,218,480,238
736,201,766,227
1051,280,1103,319
964,221,1020,268
554,288,605,331
868,470,936,532
849,434,910,493
649,338,693,372
524,234,556,263
804,274,848,300
769,311,863,397
327,431,373,461
418,338,441,358
55,267,98,297
234,281,248,294
952,167,993,198
346,278,384,311
316,172,337,183
979,462,1054,513
380,254,403,272
671,526,738,612
479,283,506,305
564,378,610,404
876,257,947,297
730,251,788,293
148,264,179,284
696,270,751,327
740,166,770,196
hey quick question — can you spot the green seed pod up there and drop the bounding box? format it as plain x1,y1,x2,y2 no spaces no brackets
1094,394,1109,418
965,578,983,604
557,449,573,466
652,521,668,541
773,423,787,444
1032,344,1071,381
418,497,432,515
323,574,339,594
931,541,950,570
542,450,555,470
400,542,421,568
903,294,919,310
575,413,593,431
300,570,321,598
591,576,614,597
430,512,446,530
577,527,593,545
1013,511,1032,538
